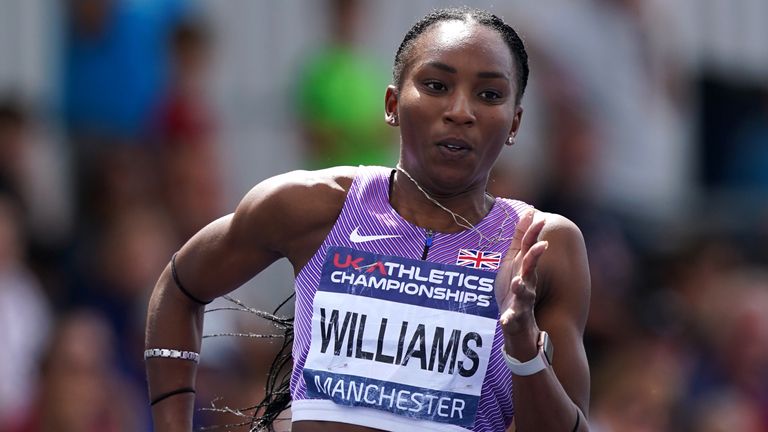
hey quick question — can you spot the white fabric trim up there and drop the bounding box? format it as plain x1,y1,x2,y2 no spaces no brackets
291,399,470,432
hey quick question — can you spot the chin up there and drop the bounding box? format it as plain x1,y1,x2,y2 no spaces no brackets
423,165,483,195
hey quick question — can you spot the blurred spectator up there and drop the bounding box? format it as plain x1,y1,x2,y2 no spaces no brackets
0,195,51,429
511,45,641,363
689,391,766,432
590,339,686,432
10,310,145,432
153,19,215,150
160,141,224,241
61,0,193,235
72,205,175,381
507,0,689,221
152,18,224,240
76,144,159,230
295,0,397,168
645,234,768,431
682,268,768,430
0,100,27,205
0,97,71,260
61,0,189,139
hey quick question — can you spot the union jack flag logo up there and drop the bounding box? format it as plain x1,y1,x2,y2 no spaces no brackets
456,249,502,270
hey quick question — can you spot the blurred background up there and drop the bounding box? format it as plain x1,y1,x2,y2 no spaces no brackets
0,0,767,431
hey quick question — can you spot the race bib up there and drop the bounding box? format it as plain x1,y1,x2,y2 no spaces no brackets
303,246,499,428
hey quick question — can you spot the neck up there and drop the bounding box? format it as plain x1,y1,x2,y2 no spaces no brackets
389,166,493,233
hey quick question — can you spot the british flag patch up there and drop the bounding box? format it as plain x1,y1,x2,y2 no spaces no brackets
456,249,502,270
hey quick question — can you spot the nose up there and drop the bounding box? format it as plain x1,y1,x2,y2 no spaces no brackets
443,91,475,126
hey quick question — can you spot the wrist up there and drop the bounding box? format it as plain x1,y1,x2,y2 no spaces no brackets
503,325,539,359
502,330,554,376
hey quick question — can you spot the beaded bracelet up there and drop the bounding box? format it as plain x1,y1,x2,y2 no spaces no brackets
144,348,200,363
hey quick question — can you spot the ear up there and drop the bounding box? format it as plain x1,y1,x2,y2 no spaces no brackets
385,85,399,126
505,105,524,146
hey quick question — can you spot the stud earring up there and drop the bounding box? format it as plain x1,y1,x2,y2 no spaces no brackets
389,115,399,125
506,136,514,145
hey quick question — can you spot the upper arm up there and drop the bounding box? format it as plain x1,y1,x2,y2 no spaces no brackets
168,168,353,302
535,212,592,414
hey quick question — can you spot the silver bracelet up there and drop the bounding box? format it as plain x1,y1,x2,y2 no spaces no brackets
144,348,200,363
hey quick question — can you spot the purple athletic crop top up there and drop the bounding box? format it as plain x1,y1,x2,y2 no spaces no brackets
290,166,530,431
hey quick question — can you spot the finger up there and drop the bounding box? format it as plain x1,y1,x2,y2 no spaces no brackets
521,240,548,281
495,270,528,305
520,218,546,257
510,275,536,308
505,207,535,259
510,275,527,297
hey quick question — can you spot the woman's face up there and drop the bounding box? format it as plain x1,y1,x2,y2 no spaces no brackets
388,20,522,195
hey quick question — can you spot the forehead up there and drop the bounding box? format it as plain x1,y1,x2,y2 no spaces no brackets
407,20,514,76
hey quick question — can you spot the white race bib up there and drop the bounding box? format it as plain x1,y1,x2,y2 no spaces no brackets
303,246,499,428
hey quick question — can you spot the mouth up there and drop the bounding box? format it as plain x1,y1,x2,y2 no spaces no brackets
436,137,472,153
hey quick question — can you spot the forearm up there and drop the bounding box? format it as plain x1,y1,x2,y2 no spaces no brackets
495,213,591,432
145,265,206,432
510,373,586,431
506,333,588,432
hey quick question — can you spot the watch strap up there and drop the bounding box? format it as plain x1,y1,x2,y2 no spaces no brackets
502,331,552,376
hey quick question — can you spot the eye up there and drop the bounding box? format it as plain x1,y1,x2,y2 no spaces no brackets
423,80,447,92
479,90,503,101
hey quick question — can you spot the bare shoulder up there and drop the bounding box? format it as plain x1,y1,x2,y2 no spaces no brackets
532,211,590,319
231,166,358,260
535,211,585,245
169,167,358,301
236,166,356,221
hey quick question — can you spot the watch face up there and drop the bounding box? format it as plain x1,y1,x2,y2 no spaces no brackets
540,331,554,365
